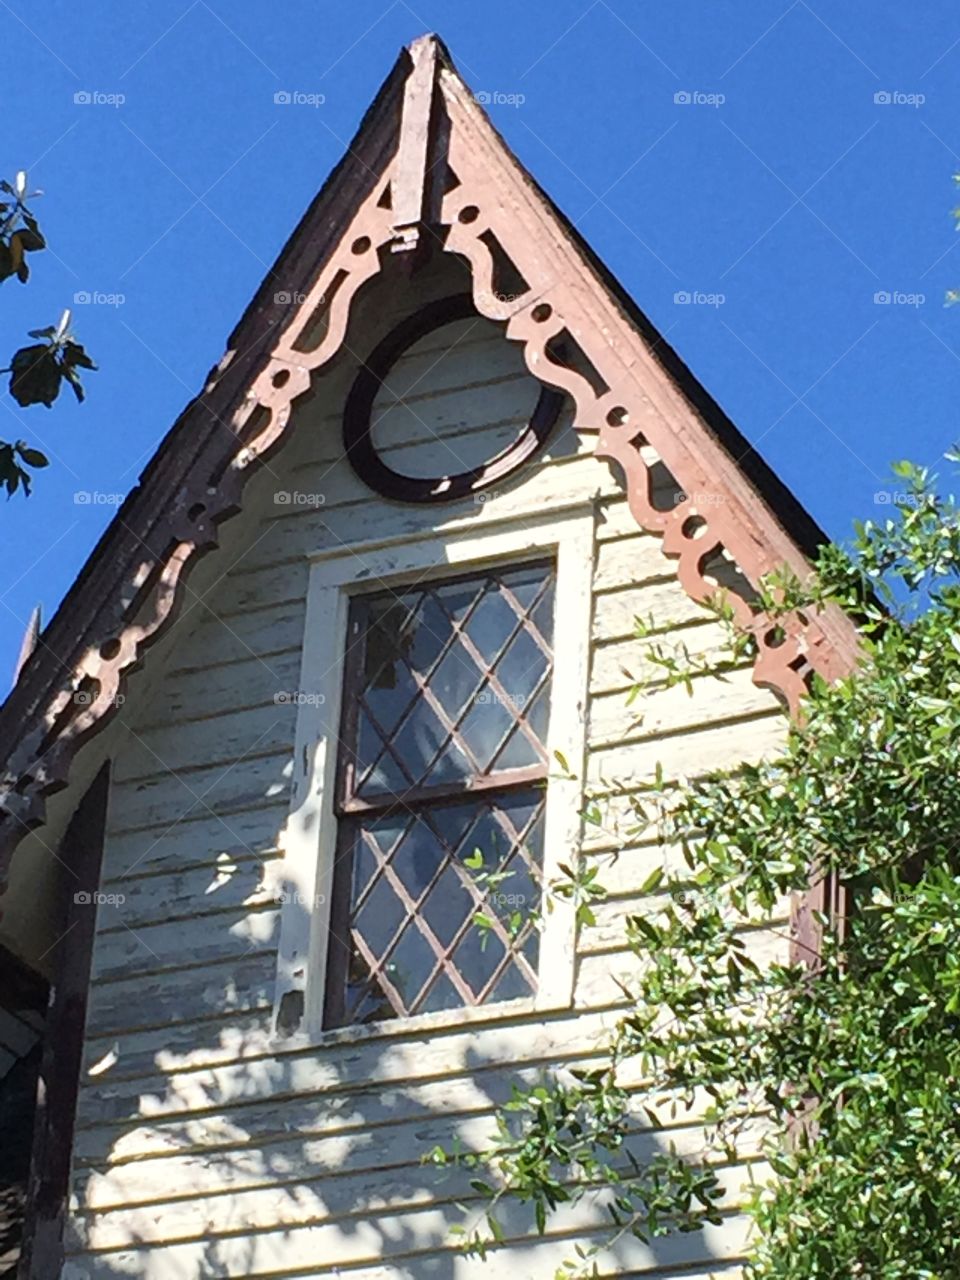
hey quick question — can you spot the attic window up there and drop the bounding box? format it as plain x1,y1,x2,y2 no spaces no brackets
342,294,564,504
323,560,556,1027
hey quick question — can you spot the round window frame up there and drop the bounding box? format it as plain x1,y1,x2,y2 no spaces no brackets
342,293,564,504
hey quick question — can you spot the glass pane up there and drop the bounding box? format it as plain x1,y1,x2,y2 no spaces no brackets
353,875,406,958
455,689,515,772
391,816,445,902
464,587,519,665
488,721,540,772
429,642,485,721
492,627,547,706
420,862,476,948
333,792,546,1024
451,922,506,997
383,921,437,1007
488,960,536,1003
416,970,464,1014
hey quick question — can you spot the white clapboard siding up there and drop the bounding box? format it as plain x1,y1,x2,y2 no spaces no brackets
575,924,790,1009
107,750,293,834
84,950,277,1041
587,712,786,796
590,623,741,696
589,666,781,749
76,1008,620,1126
97,854,282,930
67,276,789,1280
63,1194,761,1277
100,806,287,883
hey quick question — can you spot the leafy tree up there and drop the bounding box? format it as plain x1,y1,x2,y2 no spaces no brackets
0,170,95,497
435,453,960,1279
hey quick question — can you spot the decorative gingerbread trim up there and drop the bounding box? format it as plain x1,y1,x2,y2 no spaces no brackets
0,35,860,878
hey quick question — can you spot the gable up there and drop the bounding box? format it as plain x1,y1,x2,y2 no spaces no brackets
0,32,858,913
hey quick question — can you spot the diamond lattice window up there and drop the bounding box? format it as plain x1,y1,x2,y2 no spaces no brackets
323,560,556,1028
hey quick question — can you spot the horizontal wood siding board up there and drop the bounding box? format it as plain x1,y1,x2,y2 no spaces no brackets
84,951,277,1040
586,712,787,796
72,1153,769,1250
62,1197,757,1275
89,906,280,983
589,626,743,697
106,752,293,835
100,808,287,882
76,1009,620,1124
97,855,281,926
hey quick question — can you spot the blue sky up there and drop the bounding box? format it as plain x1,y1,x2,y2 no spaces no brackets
1,0,959,679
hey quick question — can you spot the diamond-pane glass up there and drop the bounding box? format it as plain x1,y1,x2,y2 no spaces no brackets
346,564,555,800
326,560,556,1030
335,787,548,1024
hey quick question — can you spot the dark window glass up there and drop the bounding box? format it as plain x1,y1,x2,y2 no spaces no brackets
324,561,555,1028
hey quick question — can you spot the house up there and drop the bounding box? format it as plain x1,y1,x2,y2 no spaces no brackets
0,34,860,1280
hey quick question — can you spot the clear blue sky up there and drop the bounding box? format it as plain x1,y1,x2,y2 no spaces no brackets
2,1,958,679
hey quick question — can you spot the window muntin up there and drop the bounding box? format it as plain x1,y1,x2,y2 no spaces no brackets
324,560,556,1028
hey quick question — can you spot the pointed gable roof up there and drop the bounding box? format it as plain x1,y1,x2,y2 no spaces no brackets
0,34,859,876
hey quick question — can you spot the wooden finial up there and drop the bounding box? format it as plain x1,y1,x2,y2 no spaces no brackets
391,34,441,256
13,604,41,687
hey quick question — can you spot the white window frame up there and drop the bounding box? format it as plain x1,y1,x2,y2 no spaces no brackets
273,505,594,1043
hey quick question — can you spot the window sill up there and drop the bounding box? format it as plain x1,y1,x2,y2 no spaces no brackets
273,990,574,1054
